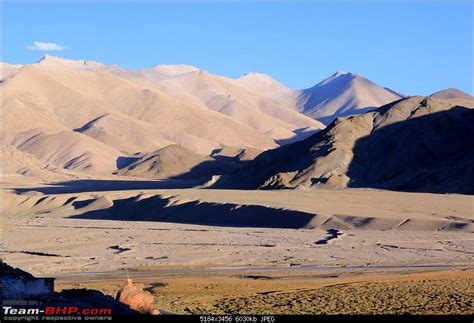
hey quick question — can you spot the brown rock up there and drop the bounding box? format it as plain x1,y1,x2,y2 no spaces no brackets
116,279,159,315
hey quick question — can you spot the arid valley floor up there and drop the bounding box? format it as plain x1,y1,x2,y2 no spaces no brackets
2,176,473,314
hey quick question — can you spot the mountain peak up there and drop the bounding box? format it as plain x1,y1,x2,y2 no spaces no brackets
332,70,347,77
38,54,75,64
237,71,288,89
36,55,107,71
37,54,61,63
430,88,473,100
298,71,403,124
240,71,272,79
152,64,201,76
234,71,292,97
316,70,358,87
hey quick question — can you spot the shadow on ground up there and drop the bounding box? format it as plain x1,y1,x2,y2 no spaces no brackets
69,194,316,229
14,179,202,195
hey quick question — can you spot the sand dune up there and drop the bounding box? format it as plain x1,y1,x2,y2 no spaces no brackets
213,96,474,194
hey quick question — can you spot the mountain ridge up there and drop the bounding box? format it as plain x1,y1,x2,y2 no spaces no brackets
211,96,474,194
3,55,472,185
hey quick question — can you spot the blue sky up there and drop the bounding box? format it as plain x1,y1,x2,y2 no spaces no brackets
3,1,473,95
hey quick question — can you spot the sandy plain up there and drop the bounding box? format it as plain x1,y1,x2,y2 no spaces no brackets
1,176,473,314
55,269,473,314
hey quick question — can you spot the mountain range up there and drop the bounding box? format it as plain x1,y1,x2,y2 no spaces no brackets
1,55,473,194
211,96,474,194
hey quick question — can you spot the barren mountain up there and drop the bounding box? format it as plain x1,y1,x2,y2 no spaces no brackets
210,146,263,162
4,56,313,176
295,71,403,125
234,72,295,103
212,97,474,194
117,144,229,180
1,56,328,177
430,88,473,100
11,130,122,174
4,55,470,185
0,62,23,79
1,142,51,177
73,114,174,154
110,66,325,137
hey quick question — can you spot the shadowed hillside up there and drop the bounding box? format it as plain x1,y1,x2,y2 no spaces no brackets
345,106,473,193
211,97,474,194
70,194,316,229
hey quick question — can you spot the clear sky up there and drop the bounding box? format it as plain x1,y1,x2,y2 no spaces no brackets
2,1,473,95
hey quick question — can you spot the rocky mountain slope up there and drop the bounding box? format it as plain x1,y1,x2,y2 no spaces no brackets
212,96,474,194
